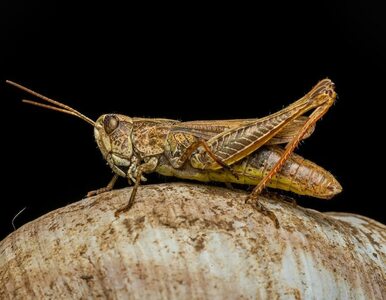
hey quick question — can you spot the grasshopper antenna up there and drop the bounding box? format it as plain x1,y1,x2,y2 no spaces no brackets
6,80,95,126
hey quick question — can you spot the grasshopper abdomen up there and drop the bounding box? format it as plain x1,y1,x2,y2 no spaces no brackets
156,146,341,199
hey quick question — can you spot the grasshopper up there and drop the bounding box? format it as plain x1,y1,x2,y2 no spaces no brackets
7,79,341,227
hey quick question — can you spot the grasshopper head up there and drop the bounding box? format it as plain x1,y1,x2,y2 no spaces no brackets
94,114,134,176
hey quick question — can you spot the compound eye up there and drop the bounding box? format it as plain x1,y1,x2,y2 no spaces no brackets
104,115,119,134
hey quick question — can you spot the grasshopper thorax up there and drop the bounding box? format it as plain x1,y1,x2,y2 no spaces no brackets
94,114,135,177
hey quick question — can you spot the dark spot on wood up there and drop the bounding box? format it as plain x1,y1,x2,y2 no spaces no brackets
63,281,73,293
48,222,59,232
135,216,145,225
133,233,139,243
122,219,133,235
194,238,205,251
226,201,233,207
188,218,200,225
79,244,88,256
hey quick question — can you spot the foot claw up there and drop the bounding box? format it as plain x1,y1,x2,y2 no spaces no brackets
246,194,280,229
259,205,280,229
114,190,136,217
86,187,110,198
114,204,130,217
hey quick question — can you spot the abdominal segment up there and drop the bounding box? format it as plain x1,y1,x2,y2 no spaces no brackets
156,146,342,199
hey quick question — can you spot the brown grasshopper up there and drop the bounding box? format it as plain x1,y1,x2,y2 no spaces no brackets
7,79,341,227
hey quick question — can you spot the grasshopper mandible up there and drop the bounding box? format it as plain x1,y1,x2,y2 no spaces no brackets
7,79,341,226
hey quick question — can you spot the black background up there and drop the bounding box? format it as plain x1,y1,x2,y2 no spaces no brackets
1,1,385,239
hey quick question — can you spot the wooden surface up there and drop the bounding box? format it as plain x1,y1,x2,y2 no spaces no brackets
1,183,385,299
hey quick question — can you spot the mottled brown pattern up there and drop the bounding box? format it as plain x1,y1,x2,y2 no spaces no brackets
8,79,341,200
132,118,178,157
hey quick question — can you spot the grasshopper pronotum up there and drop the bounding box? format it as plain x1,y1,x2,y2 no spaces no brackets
7,79,341,227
